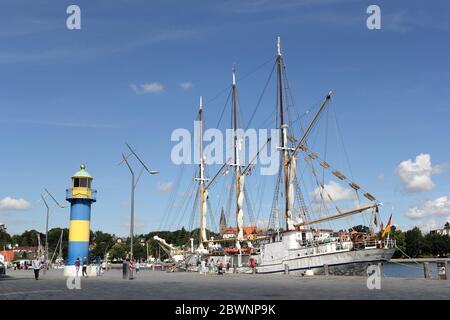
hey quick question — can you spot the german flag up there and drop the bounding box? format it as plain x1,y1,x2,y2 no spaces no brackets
381,214,392,238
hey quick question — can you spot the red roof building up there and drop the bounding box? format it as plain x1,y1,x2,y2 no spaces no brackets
222,226,265,240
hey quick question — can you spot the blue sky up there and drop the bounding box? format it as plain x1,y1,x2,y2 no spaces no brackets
0,0,449,236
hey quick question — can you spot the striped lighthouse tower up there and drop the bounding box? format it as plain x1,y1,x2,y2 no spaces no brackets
64,164,97,277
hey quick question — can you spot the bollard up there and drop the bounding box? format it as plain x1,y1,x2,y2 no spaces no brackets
445,261,448,280
122,261,128,279
324,264,329,276
284,264,289,275
253,267,256,275
233,265,236,274
437,261,448,280
423,262,430,279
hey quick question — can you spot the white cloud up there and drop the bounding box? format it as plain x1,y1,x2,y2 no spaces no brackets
397,153,448,193
311,181,356,203
130,82,164,94
157,182,173,193
406,196,450,220
432,163,450,174
180,82,194,90
0,197,32,211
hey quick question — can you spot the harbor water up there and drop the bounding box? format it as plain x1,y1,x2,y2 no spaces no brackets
383,262,449,279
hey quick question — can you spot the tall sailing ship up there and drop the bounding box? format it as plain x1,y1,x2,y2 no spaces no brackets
164,37,395,275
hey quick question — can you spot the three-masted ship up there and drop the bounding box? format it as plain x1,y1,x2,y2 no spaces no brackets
179,37,396,275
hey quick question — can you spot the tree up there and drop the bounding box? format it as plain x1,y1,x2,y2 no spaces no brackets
122,236,150,260
108,243,127,260
444,235,450,256
391,226,405,258
349,225,370,233
0,226,11,249
47,228,69,260
405,227,423,258
423,233,448,257
10,230,44,247
91,231,114,259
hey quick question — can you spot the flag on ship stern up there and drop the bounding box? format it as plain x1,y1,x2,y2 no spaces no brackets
381,214,392,238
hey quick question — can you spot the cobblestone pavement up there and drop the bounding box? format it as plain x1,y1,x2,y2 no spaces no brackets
0,269,449,300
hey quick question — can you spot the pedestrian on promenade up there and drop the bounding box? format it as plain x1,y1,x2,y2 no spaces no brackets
32,257,42,280
75,257,81,277
208,258,214,273
200,259,207,275
82,257,88,277
135,259,140,273
218,261,224,275
226,260,231,272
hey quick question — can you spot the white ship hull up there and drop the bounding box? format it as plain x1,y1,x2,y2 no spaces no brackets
253,230,395,275
256,247,395,275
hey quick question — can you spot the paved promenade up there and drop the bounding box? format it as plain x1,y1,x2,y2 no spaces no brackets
0,269,449,300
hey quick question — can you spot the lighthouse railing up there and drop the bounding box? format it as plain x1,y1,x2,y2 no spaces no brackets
66,188,97,201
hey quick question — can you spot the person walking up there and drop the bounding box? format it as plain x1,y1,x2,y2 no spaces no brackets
82,257,88,277
75,257,81,277
135,259,140,273
32,257,42,280
200,259,206,275
208,258,214,273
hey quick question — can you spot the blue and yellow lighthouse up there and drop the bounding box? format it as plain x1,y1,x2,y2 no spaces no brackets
64,164,96,276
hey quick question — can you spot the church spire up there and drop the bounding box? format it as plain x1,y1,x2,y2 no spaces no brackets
219,208,227,237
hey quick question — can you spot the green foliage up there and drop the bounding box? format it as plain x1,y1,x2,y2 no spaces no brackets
122,237,147,259
349,225,370,233
139,227,219,258
91,230,115,259
0,227,11,248
47,228,69,260
108,243,127,260
405,227,423,258
422,233,449,257
10,229,45,247
392,226,406,258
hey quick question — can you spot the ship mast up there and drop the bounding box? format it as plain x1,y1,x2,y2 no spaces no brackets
276,36,296,231
195,96,208,251
272,38,377,233
232,68,245,249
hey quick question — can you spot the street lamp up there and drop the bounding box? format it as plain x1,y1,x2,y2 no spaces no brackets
120,143,159,279
40,188,66,275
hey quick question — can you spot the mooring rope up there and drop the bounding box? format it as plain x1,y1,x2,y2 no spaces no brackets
392,244,422,268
